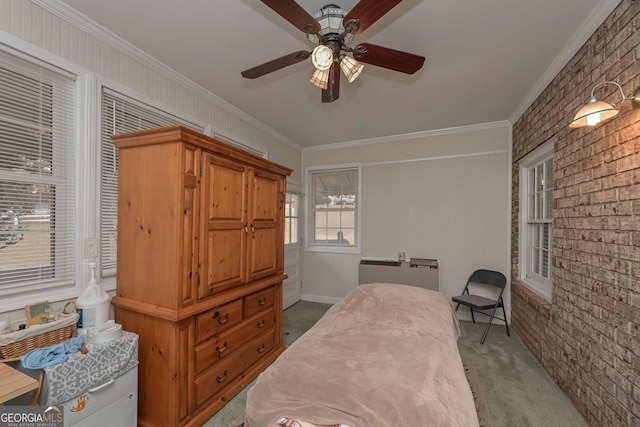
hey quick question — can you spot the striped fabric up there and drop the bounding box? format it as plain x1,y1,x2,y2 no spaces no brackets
268,418,350,427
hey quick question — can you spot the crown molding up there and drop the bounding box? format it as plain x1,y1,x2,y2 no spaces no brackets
32,0,303,151
509,0,623,124
303,120,511,153
0,31,88,76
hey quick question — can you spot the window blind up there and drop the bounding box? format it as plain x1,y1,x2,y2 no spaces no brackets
100,89,203,277
0,49,76,295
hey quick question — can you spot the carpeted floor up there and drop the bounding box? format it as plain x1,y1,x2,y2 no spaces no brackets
204,300,589,427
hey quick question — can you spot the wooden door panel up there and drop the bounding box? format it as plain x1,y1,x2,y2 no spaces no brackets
200,228,245,298
200,153,247,298
247,169,280,281
247,226,277,282
203,162,246,222
251,171,279,222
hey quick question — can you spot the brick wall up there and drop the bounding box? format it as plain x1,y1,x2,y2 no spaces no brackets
511,1,640,426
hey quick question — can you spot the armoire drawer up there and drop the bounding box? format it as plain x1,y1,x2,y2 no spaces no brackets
244,286,275,317
194,309,275,375
243,327,276,370
195,299,243,344
194,348,244,407
195,327,275,407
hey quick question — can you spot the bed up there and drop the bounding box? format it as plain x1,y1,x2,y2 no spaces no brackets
245,283,479,427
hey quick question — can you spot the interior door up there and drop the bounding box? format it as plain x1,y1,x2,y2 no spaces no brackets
283,186,302,309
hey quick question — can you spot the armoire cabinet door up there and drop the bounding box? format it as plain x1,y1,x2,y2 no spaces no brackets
199,153,247,298
247,169,281,282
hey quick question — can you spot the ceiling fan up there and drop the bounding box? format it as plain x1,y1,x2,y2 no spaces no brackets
241,0,425,103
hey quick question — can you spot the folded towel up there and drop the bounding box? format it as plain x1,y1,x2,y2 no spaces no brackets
21,336,85,369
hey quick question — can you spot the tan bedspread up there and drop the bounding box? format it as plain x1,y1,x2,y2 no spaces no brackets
245,283,479,427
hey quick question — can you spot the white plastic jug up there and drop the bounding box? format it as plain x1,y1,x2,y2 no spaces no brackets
77,262,110,336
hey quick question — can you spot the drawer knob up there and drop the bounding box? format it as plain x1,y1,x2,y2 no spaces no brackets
257,297,267,306
216,341,228,353
214,312,229,325
216,370,228,383
257,343,266,354
256,320,265,328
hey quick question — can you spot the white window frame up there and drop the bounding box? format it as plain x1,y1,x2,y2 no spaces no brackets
305,164,361,254
518,138,554,301
0,34,88,311
284,182,303,248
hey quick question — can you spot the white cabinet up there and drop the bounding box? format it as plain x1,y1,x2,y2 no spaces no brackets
57,366,137,427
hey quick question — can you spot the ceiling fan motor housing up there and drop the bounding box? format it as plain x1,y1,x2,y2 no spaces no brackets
313,4,347,36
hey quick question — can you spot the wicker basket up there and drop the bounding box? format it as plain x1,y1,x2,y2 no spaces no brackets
0,324,74,360
0,308,78,360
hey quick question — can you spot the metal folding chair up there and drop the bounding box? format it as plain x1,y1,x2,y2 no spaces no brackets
452,269,510,344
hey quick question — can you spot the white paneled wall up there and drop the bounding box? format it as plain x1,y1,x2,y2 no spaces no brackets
362,153,509,295
0,0,303,179
302,124,511,312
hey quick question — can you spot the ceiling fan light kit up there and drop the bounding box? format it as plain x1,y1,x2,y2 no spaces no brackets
310,68,330,89
311,44,334,70
339,55,364,83
243,0,425,103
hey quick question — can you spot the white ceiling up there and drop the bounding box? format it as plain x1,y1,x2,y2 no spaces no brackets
56,0,613,147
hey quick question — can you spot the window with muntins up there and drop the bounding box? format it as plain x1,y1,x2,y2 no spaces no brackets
0,50,76,297
307,166,360,252
100,89,203,277
519,139,553,300
284,191,300,245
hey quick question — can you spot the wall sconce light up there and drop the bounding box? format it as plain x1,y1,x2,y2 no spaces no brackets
569,81,640,128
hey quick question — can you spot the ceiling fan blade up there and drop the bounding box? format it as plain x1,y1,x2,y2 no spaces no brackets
343,0,404,34
241,51,311,79
353,43,424,74
261,0,321,34
322,62,340,103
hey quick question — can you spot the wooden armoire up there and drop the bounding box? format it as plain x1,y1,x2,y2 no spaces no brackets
111,125,292,427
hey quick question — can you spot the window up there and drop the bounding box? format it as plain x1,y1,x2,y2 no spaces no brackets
284,190,301,245
306,165,360,253
100,89,203,277
519,139,553,300
0,49,76,297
